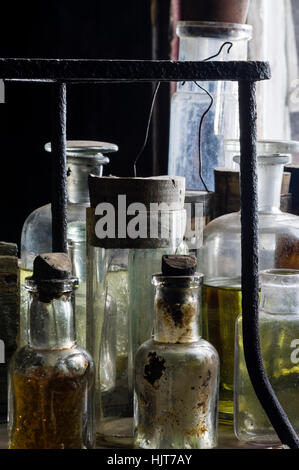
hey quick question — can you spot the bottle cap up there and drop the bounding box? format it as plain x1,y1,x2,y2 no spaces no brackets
161,254,197,276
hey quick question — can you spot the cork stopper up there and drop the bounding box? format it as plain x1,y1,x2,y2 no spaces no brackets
161,255,197,277
32,253,72,281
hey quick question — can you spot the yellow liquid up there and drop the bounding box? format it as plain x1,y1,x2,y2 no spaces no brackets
202,279,242,423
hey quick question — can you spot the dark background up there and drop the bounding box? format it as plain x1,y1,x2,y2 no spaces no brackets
0,1,167,249
2,0,299,250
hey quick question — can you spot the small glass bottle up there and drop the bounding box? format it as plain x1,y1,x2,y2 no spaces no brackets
200,140,299,423
134,255,219,449
20,140,118,347
8,253,95,449
168,21,252,190
235,269,299,445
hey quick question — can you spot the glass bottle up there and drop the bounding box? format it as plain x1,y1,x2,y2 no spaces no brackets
184,190,215,259
235,269,299,445
168,21,252,190
86,175,186,447
8,253,95,449
200,140,299,423
20,140,118,347
134,255,219,449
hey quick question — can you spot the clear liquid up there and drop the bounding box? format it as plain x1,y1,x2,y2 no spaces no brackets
235,313,299,444
202,279,242,422
97,266,132,447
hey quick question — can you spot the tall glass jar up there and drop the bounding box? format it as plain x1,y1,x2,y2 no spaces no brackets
8,253,95,449
86,175,186,447
134,255,219,449
20,140,118,347
168,21,252,190
199,140,299,423
235,269,299,445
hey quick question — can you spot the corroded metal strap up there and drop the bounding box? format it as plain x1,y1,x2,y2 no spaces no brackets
51,82,67,253
0,59,270,83
238,80,299,449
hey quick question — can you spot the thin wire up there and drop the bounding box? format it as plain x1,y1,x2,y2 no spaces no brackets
194,82,214,192
203,41,233,62
133,41,233,179
182,41,233,191
133,81,161,177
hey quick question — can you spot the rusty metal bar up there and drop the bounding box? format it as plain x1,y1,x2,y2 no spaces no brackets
238,80,299,449
51,82,67,253
0,59,270,83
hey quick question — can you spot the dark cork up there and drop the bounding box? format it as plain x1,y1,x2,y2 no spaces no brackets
161,255,197,276
32,253,72,281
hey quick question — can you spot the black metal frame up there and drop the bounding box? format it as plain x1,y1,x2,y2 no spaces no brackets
1,58,298,448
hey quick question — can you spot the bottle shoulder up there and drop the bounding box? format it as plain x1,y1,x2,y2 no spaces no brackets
204,211,299,236
236,311,299,327
11,344,94,377
136,338,219,363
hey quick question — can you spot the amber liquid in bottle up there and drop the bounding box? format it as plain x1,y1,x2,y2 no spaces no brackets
202,279,241,422
10,364,89,449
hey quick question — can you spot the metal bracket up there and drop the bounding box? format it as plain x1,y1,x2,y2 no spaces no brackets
0,57,297,448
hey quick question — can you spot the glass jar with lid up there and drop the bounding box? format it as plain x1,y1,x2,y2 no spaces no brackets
20,140,118,348
86,175,186,447
168,21,252,190
235,269,299,445
199,139,299,423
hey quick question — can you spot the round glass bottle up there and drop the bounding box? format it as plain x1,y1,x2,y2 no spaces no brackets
8,253,95,449
134,255,219,449
199,140,299,422
86,175,186,447
168,21,252,190
235,269,299,445
20,140,118,347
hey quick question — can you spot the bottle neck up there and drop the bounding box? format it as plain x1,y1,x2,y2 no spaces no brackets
259,270,299,316
257,161,283,213
28,291,76,349
154,283,201,343
67,160,105,204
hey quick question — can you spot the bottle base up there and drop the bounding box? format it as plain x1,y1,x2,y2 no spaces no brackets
219,401,233,424
96,417,134,448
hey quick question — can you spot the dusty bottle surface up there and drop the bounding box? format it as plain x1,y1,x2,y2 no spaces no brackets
9,253,95,449
234,269,299,445
134,255,219,449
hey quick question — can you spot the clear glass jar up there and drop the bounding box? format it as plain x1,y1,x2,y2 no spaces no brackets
20,140,118,348
8,263,95,449
87,246,131,447
235,269,299,445
134,264,219,449
184,190,215,259
86,175,186,447
199,140,299,423
168,21,252,190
